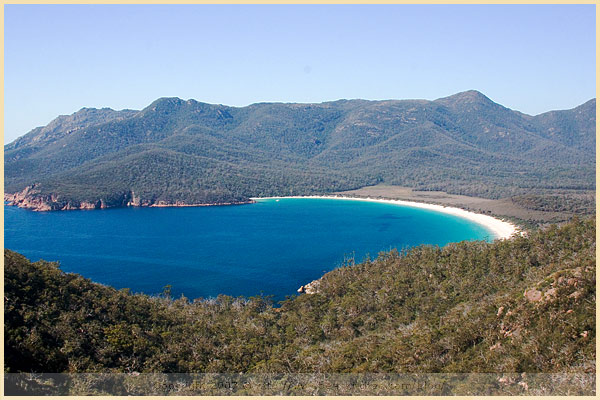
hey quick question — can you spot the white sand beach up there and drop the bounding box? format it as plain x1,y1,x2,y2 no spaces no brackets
251,195,520,240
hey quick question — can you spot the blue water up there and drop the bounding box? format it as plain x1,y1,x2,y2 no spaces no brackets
4,198,493,301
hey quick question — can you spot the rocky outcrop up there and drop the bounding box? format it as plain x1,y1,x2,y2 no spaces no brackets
6,185,61,211
126,191,143,207
523,289,542,302
4,185,111,211
297,278,321,295
5,186,254,211
521,266,587,304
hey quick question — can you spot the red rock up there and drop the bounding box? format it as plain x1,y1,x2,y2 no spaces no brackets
524,289,542,302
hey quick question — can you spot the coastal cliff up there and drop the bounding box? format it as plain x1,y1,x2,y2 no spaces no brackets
4,184,254,211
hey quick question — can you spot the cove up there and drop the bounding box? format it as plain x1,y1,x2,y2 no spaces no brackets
4,197,494,301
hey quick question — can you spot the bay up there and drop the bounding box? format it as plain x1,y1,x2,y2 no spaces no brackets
4,197,493,301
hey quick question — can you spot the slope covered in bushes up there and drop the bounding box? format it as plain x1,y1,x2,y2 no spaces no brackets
4,218,595,376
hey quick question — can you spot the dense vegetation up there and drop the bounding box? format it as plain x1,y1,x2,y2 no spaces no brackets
4,91,595,209
510,192,596,215
5,218,595,394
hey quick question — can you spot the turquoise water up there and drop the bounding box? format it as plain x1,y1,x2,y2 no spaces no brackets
4,198,493,301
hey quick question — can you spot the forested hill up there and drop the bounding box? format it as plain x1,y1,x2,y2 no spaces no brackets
4,91,595,210
4,218,595,394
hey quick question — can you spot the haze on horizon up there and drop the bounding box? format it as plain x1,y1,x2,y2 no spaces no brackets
4,4,596,144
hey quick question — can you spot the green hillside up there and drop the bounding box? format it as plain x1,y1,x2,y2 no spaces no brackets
4,218,595,394
4,91,595,210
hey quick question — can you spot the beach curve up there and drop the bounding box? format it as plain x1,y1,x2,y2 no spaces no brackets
250,195,520,240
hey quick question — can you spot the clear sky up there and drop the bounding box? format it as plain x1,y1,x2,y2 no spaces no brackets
4,4,596,144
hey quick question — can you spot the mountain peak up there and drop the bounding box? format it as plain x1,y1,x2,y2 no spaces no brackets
142,97,215,114
435,90,492,103
433,90,504,113
148,97,185,107
138,97,188,116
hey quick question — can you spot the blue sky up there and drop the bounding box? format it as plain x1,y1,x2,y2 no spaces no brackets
4,4,596,143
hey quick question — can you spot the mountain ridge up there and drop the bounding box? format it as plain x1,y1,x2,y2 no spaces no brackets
5,90,595,211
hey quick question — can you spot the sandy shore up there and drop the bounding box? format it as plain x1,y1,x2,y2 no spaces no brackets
251,195,519,240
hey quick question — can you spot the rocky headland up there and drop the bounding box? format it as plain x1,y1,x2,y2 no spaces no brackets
4,184,254,211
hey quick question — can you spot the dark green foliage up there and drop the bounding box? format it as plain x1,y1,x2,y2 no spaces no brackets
5,218,595,374
511,192,596,214
4,91,595,207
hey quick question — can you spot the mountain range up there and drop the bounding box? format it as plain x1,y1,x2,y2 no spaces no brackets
4,90,595,211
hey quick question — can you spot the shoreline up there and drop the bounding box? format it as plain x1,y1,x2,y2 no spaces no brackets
6,188,519,239
251,195,520,240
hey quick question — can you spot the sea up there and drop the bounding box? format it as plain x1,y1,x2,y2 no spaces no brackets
4,197,494,301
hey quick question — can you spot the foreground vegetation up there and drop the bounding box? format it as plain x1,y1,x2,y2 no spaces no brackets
5,218,595,384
